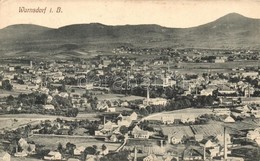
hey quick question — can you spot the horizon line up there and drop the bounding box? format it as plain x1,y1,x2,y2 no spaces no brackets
1,12,259,30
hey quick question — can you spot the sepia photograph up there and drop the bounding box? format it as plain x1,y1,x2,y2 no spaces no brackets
0,0,260,160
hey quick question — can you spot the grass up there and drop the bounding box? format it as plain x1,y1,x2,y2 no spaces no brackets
143,108,213,121
28,135,121,151
95,94,144,101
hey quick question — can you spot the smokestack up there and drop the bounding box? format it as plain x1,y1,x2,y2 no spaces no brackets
134,146,137,161
160,140,164,148
30,61,33,68
103,116,106,125
224,127,227,160
203,146,206,161
248,84,250,98
147,86,150,105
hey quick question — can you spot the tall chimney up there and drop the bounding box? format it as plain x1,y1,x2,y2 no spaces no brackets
160,140,164,148
248,84,250,98
146,86,150,105
30,60,33,68
203,146,206,161
103,116,106,125
133,146,137,161
224,127,227,160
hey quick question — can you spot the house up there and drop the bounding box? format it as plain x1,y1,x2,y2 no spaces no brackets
200,88,214,96
0,151,10,161
247,128,260,140
117,116,133,127
8,66,15,72
43,104,55,110
241,72,258,78
195,134,204,142
97,101,109,110
213,108,231,116
161,115,174,124
18,138,29,150
218,85,237,95
254,136,260,145
170,135,183,145
160,126,194,144
182,147,205,161
14,151,27,157
234,105,250,113
103,121,118,132
68,158,80,161
74,146,85,156
222,115,235,123
180,115,196,124
129,112,138,120
109,134,118,142
44,151,62,160
212,56,226,63
131,126,150,139
100,146,109,155
215,134,231,145
143,154,157,161
207,146,220,158
59,92,69,98
106,107,116,112
143,97,168,106
86,154,98,161
120,101,129,107
199,139,215,148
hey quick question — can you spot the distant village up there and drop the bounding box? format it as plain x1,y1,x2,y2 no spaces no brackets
0,47,260,161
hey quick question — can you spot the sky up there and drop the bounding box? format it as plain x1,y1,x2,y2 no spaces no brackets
0,0,260,29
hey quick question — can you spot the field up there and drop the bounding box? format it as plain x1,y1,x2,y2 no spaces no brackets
0,89,31,98
177,60,260,69
0,113,101,131
95,94,144,101
190,123,224,136
142,108,213,121
28,135,121,151
0,114,61,131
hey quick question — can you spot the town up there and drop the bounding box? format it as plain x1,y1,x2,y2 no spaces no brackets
0,47,259,161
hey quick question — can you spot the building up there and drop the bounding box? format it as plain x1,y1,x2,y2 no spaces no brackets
160,126,194,144
0,151,10,161
74,146,85,156
131,126,150,139
161,115,174,124
44,151,62,160
43,104,55,110
143,154,157,161
222,116,235,123
143,97,168,106
143,86,168,106
213,108,231,116
182,147,204,161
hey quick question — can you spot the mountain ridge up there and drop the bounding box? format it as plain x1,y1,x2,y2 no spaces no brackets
0,13,260,50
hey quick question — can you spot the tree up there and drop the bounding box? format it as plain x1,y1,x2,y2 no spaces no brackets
119,125,128,135
6,95,15,106
102,144,107,151
65,108,79,117
57,143,63,153
139,108,149,116
100,150,130,161
2,80,13,91
65,142,76,155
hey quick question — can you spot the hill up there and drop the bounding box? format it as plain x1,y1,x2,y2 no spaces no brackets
0,13,259,52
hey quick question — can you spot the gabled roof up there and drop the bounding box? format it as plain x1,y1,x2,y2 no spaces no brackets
160,125,194,137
